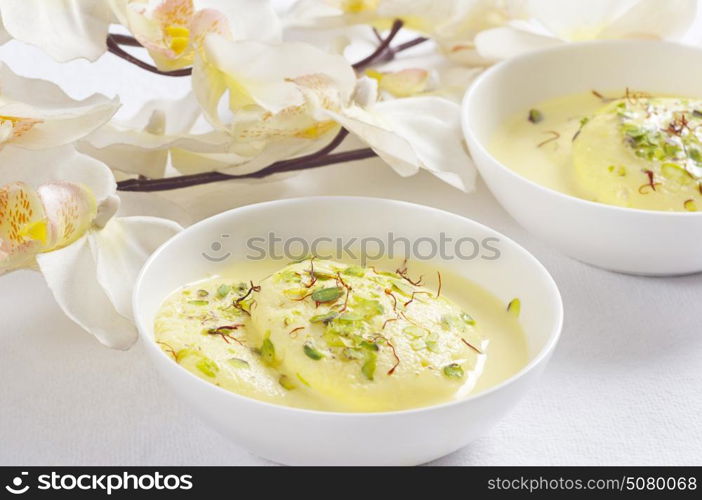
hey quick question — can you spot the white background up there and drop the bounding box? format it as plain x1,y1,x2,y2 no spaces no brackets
1,2,701,466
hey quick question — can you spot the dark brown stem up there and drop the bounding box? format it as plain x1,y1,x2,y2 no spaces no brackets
117,129,376,192
106,34,192,77
352,19,404,71
109,33,143,47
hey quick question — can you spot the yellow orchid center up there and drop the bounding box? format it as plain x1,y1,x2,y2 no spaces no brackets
18,219,48,244
342,0,380,14
0,115,44,143
164,24,190,55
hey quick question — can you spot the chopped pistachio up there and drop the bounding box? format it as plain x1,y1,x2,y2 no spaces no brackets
361,352,377,381
410,339,425,351
216,284,231,298
507,298,521,317
352,297,384,318
443,363,464,379
196,357,219,378
311,286,343,303
359,340,379,351
278,374,296,390
342,266,365,277
403,325,425,338
303,342,324,360
187,300,209,306
228,357,249,369
425,340,440,353
197,289,209,297
528,108,544,124
260,337,277,367
460,312,476,326
342,347,364,360
310,311,338,324
338,311,364,322
684,199,698,211
296,373,311,387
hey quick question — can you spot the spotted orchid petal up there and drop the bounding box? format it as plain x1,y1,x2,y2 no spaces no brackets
0,63,119,150
118,0,280,71
0,0,114,62
37,216,183,349
0,146,118,275
0,181,97,274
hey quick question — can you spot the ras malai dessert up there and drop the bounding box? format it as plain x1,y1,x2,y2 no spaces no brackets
491,90,702,212
154,258,527,412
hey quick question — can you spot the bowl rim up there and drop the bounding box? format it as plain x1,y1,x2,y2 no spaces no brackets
133,195,564,418
461,39,702,219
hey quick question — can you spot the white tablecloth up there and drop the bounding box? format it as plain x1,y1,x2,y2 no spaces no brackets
1,26,701,467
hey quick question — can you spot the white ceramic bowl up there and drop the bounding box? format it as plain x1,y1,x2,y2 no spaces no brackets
133,197,562,465
463,40,702,276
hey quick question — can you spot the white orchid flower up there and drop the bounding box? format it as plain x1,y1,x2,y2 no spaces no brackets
0,63,119,150
114,0,281,71
0,146,181,349
475,0,699,61
0,0,114,61
176,34,356,174
288,0,465,34
77,92,225,178
328,77,476,191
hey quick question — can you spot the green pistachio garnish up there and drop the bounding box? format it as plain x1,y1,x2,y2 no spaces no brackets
410,339,425,351
661,163,694,185
313,270,337,280
528,108,544,124
260,337,277,367
338,311,364,322
342,347,364,360
187,300,209,306
196,357,219,378
443,363,464,379
390,279,413,296
310,311,338,324
425,340,440,353
403,325,425,338
296,373,311,387
460,312,476,326
228,357,249,369
303,341,324,360
684,199,698,211
216,284,231,298
351,297,384,318
197,289,209,297
361,352,377,381
342,266,365,277
359,340,379,351
311,286,343,303
507,298,521,317
278,374,296,390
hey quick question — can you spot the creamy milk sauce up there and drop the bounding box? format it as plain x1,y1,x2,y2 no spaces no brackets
154,258,528,413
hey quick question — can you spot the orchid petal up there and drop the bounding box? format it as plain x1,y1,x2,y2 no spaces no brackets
474,26,562,60
77,93,214,178
36,216,181,349
366,68,430,97
0,0,113,62
330,96,474,191
91,216,182,321
0,182,47,272
197,35,356,115
600,0,698,40
0,145,116,204
0,63,119,150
